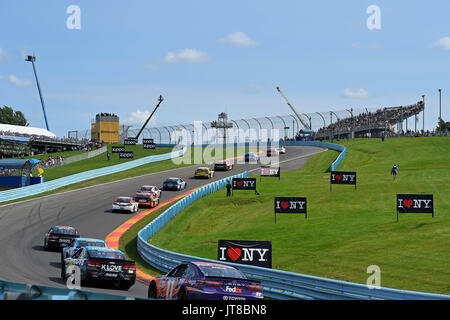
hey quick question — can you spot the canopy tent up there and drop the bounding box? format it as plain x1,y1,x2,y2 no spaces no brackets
0,158,41,171
0,123,56,138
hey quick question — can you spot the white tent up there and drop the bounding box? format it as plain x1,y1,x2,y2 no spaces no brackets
0,123,56,138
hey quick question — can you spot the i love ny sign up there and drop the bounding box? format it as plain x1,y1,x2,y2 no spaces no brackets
274,197,307,223
396,194,434,222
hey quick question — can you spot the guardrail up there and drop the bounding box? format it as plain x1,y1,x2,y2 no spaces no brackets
280,140,346,171
0,147,185,203
137,170,450,300
0,279,146,300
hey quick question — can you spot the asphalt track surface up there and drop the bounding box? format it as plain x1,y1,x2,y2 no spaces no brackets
0,146,324,299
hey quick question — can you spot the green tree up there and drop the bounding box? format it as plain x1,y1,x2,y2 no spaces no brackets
0,105,29,126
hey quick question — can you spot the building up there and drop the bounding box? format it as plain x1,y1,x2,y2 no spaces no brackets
91,113,119,143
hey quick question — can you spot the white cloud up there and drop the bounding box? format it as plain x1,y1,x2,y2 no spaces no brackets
163,49,210,64
144,63,158,71
431,37,450,50
9,74,32,87
219,31,258,47
0,48,7,63
343,88,369,99
124,109,157,126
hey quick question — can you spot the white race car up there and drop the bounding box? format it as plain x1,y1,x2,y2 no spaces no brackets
277,146,286,154
112,196,139,213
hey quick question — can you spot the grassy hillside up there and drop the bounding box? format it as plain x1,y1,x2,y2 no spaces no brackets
148,137,450,294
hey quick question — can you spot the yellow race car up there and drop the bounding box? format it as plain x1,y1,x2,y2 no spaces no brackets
194,167,214,179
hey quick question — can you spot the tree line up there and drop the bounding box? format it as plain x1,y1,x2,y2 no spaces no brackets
0,106,29,126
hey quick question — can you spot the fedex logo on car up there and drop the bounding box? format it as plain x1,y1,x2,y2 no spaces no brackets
225,286,243,293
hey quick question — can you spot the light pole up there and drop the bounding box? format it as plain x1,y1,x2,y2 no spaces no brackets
25,55,50,131
422,95,425,136
439,89,442,136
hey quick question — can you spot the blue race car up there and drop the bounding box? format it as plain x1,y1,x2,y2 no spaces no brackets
61,238,107,260
147,261,263,300
244,152,260,162
61,247,136,290
162,177,187,191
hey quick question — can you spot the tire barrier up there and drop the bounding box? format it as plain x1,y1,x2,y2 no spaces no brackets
136,170,450,300
0,147,185,203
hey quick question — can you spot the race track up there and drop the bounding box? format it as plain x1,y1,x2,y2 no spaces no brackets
0,146,324,298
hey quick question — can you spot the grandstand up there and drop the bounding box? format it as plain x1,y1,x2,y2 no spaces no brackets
0,123,87,157
315,102,424,140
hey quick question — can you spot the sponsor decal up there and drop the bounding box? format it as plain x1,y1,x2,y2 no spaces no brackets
101,264,123,272
218,240,272,268
225,286,243,293
274,197,307,223
330,171,357,191
119,151,134,159
260,166,280,179
396,194,434,222
124,138,137,145
143,143,156,149
232,178,256,190
142,138,154,144
111,146,126,153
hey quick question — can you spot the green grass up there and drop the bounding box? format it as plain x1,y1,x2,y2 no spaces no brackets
145,137,450,294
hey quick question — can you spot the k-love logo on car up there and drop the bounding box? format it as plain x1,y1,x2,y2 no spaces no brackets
218,240,272,269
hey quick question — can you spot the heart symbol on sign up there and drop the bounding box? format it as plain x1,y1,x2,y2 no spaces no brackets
263,169,270,174
336,175,342,181
281,201,290,209
237,181,243,187
403,199,413,208
227,248,241,261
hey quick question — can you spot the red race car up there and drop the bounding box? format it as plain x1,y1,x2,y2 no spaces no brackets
214,160,233,171
134,192,160,208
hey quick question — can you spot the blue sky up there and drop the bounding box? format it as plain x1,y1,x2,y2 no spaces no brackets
1,0,449,137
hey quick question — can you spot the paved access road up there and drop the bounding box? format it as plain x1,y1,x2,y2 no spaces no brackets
0,146,324,299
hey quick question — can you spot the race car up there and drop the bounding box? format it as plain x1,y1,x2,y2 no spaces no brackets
134,192,160,208
266,148,279,157
137,185,161,199
62,238,107,260
147,261,263,300
277,146,286,154
61,247,136,290
44,226,80,251
112,196,139,213
194,167,214,179
214,160,233,171
244,152,260,162
162,177,187,191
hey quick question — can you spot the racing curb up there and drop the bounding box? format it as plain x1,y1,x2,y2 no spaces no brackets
104,150,264,285
104,186,203,285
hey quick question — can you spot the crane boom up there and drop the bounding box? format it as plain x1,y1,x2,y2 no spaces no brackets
276,86,310,130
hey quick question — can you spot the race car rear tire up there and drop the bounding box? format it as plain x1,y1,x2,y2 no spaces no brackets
178,286,188,300
120,280,132,290
61,263,66,280
148,281,157,299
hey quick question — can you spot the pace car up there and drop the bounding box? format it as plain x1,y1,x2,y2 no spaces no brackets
44,226,80,251
244,152,260,162
112,196,139,213
137,185,161,199
61,247,136,290
194,167,214,179
214,160,233,171
134,192,160,208
162,177,187,191
147,261,263,300
62,238,107,260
